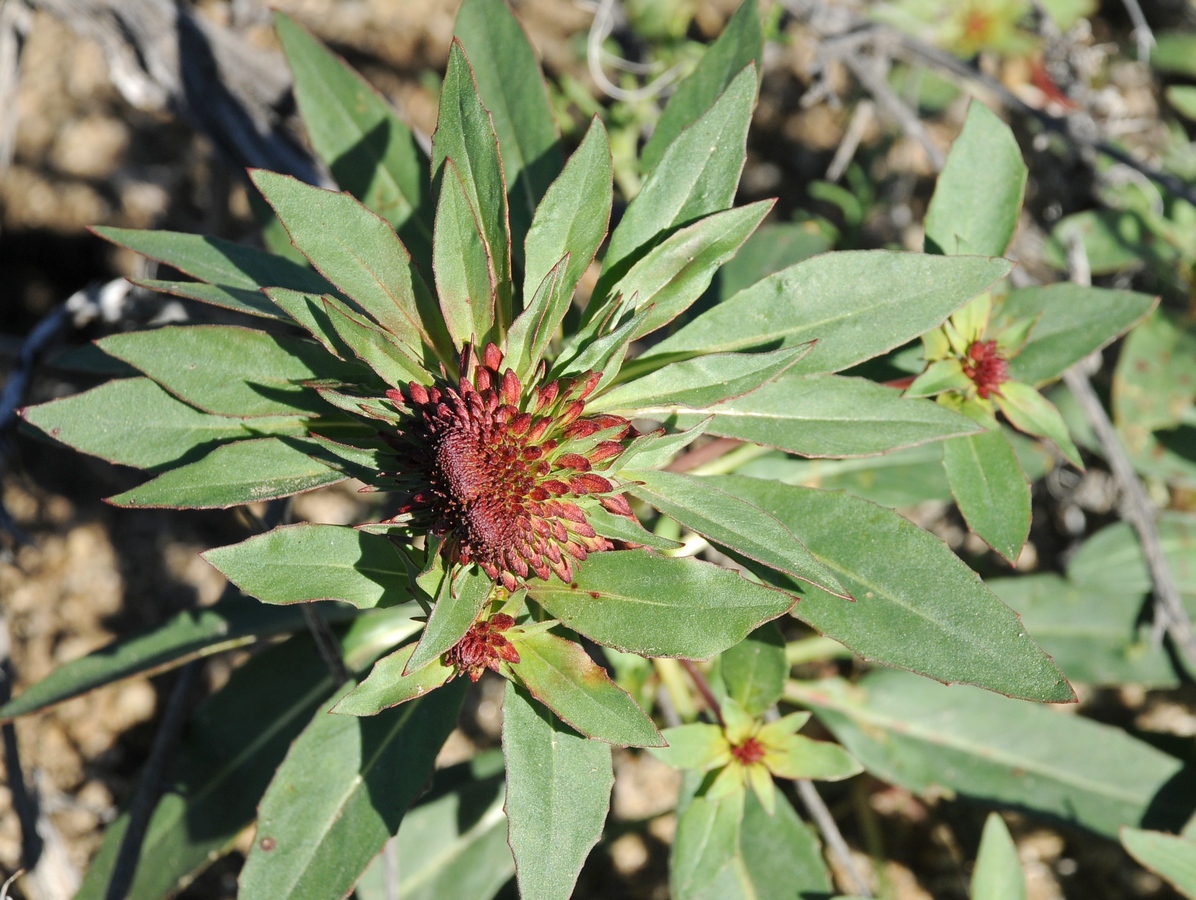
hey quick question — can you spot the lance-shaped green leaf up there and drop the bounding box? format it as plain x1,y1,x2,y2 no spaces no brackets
670,767,835,900
92,225,335,296
738,441,953,506
586,503,681,550
356,755,513,900
250,169,450,362
591,346,804,415
1000,283,1157,386
668,373,982,458
671,781,744,899
596,66,756,299
21,377,314,471
639,252,1012,376
520,115,608,302
791,670,1188,839
613,200,772,341
454,0,561,256
239,679,465,898
1121,828,1196,897
551,304,653,387
433,41,512,327
203,523,416,609
765,731,861,783
133,277,285,321
989,574,1184,688
320,295,428,387
972,814,1027,900
1115,309,1196,440
652,724,730,770
715,222,832,300
641,0,762,172
74,625,380,899
720,623,787,717
996,381,1083,467
624,469,846,596
905,357,971,398
731,786,833,899
616,419,712,471
265,286,361,363
508,630,663,747
97,325,352,418
0,598,364,722
925,101,1026,257
503,681,612,900
508,254,571,380
1067,513,1196,598
334,644,454,716
274,13,434,269
705,476,1074,702
1042,208,1160,275
942,428,1031,563
527,551,797,659
406,566,494,674
109,437,345,509
435,158,499,348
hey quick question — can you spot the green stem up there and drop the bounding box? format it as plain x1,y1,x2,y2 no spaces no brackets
786,637,855,666
689,442,773,476
654,658,698,722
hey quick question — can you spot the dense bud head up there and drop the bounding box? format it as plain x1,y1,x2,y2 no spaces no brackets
445,613,520,681
962,339,1009,399
730,737,766,765
381,345,637,589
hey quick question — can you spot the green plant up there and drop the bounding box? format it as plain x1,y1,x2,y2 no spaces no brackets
7,1,1186,898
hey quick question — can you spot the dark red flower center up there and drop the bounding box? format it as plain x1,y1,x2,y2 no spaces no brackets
445,613,520,682
380,344,637,590
731,737,766,765
962,339,1009,399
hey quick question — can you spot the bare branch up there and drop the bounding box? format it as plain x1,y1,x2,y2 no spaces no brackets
780,0,1196,208
826,99,874,182
26,0,325,183
1119,0,1155,62
587,0,681,102
796,778,874,897
841,50,943,171
0,0,31,171
105,662,201,900
1062,234,1196,672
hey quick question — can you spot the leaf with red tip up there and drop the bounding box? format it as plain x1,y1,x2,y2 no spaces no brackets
509,631,664,747
333,644,454,716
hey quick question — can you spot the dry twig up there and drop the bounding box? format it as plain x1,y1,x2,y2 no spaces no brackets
25,0,324,182
780,0,1196,208
796,778,873,897
586,0,682,102
1062,235,1196,672
0,0,31,171
105,662,200,900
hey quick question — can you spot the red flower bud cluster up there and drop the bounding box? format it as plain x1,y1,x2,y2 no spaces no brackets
962,339,1009,399
382,344,636,589
445,613,520,682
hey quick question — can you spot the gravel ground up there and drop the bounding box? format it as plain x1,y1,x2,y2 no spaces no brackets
0,1,1191,897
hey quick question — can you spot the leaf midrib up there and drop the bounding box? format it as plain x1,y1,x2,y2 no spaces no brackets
809,690,1177,808
263,701,422,895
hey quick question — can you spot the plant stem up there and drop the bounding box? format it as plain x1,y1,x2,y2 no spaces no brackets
1063,234,1196,673
679,658,724,726
654,658,698,722
688,442,773,476
105,662,200,900
797,778,874,898
786,637,856,666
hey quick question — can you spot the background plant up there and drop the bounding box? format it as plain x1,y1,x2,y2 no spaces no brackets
1,0,1195,898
